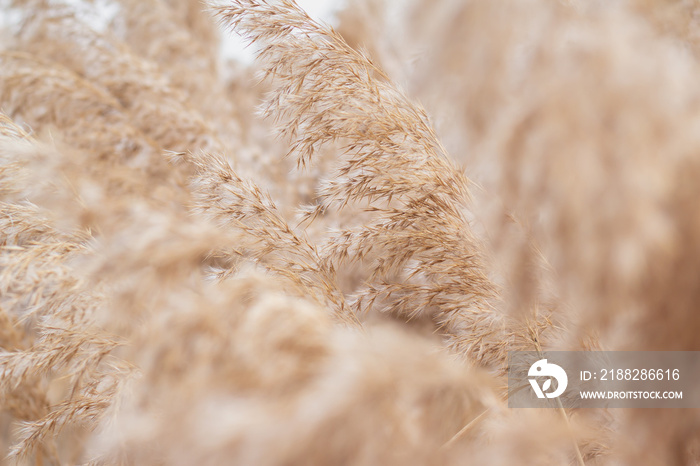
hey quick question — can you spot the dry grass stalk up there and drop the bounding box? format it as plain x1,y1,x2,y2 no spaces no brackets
1,0,700,463
8,0,228,158
112,0,241,143
185,150,358,326
0,113,130,463
212,0,508,366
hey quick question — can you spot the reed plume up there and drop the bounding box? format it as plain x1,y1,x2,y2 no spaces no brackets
1,0,699,463
213,0,508,366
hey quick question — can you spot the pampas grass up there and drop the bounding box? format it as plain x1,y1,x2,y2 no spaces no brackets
0,0,699,464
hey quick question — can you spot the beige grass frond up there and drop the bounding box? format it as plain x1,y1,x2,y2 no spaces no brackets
212,0,505,365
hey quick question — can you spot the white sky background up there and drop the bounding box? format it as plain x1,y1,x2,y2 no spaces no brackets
219,0,348,64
